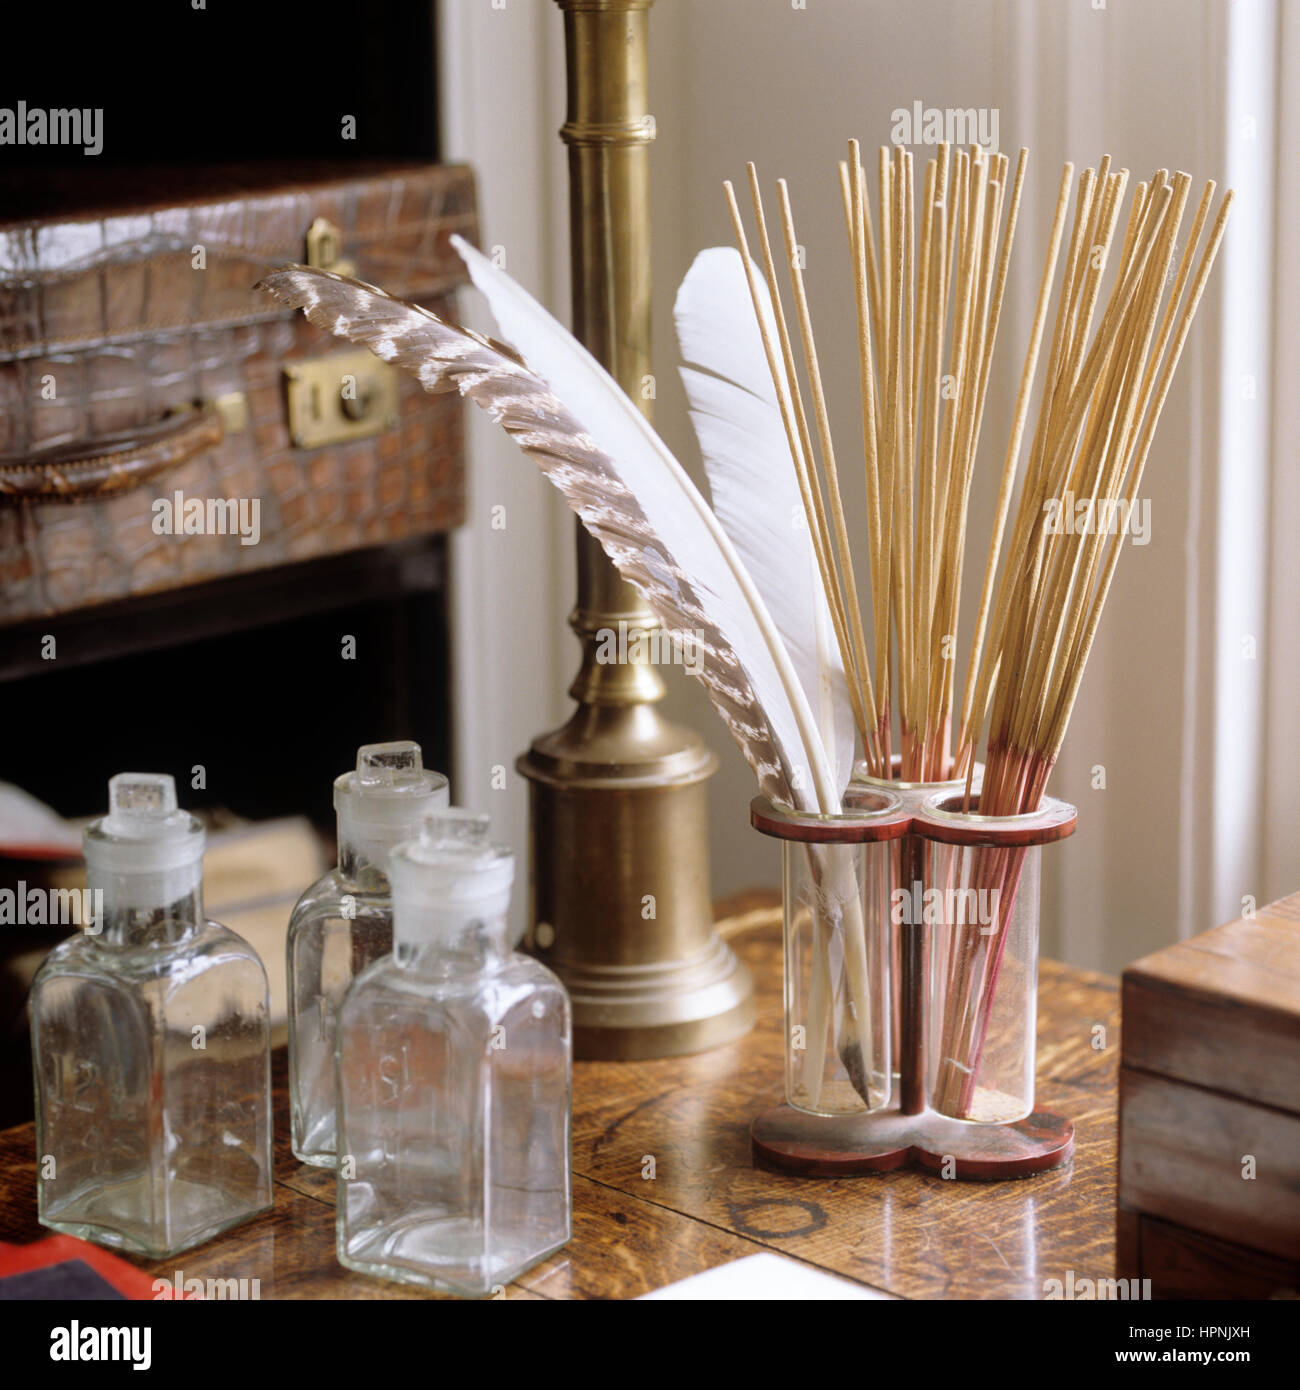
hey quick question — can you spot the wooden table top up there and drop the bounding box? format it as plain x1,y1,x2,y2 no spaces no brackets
0,893,1120,1299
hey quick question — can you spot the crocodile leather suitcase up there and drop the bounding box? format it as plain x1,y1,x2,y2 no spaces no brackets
0,161,477,625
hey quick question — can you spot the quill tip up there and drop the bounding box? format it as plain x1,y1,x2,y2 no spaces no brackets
254,262,356,300
839,1040,872,1107
252,265,312,305
449,232,478,266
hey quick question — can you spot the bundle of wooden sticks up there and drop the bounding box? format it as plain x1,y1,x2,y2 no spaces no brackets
726,141,1231,1118
726,142,1231,808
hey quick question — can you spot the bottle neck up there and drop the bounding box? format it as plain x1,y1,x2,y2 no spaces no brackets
392,904,511,974
94,882,204,947
337,831,393,892
337,815,428,893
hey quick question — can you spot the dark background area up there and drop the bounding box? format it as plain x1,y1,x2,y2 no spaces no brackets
0,540,452,826
0,0,438,172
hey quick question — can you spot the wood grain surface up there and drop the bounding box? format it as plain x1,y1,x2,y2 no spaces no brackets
0,892,1120,1299
1122,897,1300,1112
1117,893,1300,1294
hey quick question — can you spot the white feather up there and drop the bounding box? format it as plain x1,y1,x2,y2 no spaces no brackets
450,233,840,814
675,247,855,795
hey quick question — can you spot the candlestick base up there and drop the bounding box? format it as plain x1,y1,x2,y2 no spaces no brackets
519,707,754,1059
751,1098,1073,1180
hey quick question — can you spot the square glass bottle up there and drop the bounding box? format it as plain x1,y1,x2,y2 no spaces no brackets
288,741,448,1166
336,809,571,1296
30,774,272,1258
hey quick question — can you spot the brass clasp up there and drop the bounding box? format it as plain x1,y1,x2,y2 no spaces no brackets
305,217,355,279
283,349,399,450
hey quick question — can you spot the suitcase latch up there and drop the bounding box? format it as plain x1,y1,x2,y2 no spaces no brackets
284,349,400,450
305,217,355,279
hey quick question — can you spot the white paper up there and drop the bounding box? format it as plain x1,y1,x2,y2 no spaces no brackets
639,1252,891,1301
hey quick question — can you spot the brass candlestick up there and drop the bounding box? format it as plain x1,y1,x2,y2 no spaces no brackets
517,0,754,1058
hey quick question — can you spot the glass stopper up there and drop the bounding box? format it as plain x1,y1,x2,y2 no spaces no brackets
356,741,424,790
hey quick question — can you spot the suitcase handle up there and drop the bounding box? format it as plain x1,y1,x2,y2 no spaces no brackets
0,398,235,505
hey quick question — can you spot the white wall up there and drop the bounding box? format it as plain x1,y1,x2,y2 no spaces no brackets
440,0,1294,973
1263,0,1300,915
437,0,572,947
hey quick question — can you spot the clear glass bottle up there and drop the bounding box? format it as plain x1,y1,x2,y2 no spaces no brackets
287,741,448,1166
336,809,571,1296
30,774,272,1258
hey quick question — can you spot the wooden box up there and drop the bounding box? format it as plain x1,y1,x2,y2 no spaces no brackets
1117,892,1300,1298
